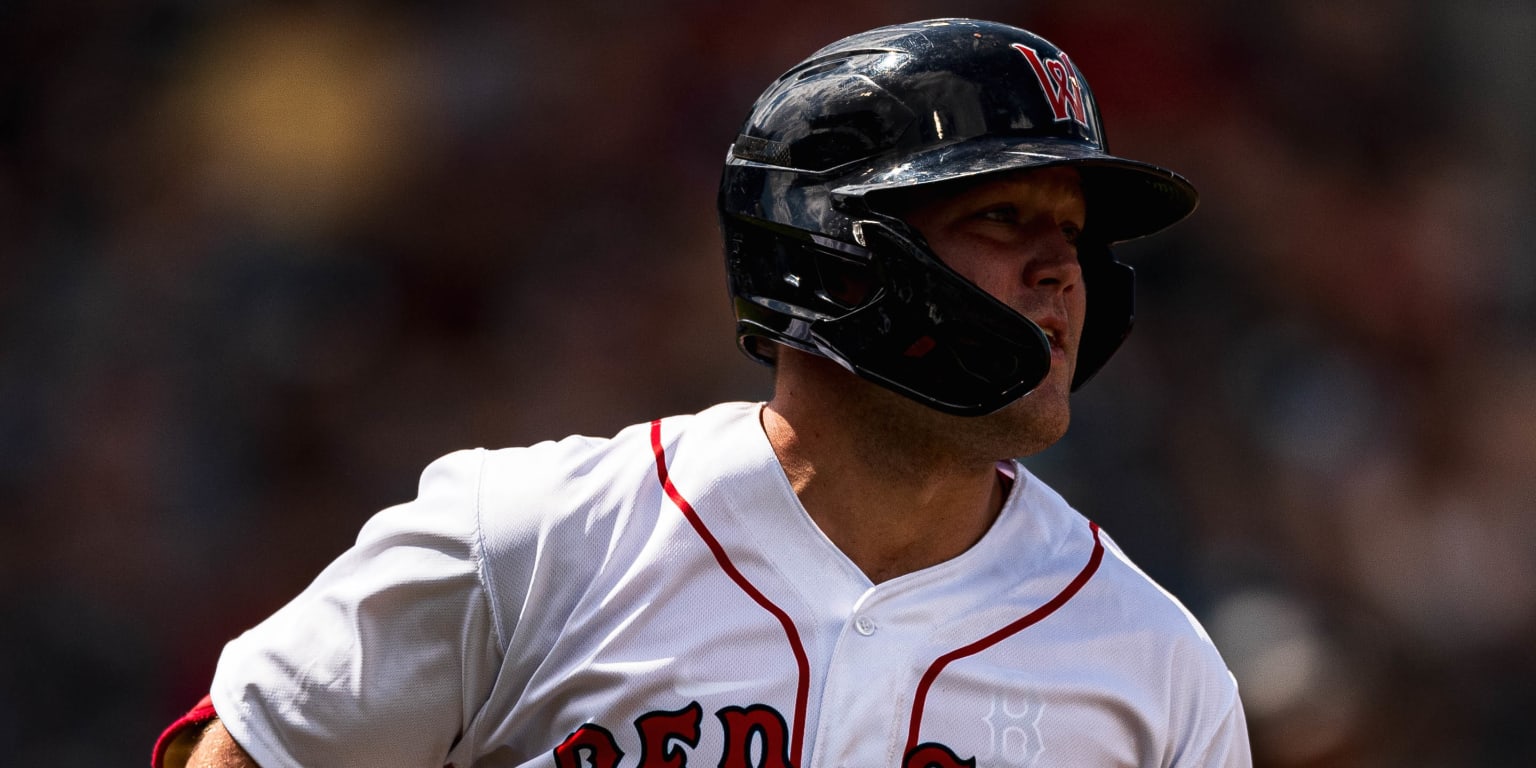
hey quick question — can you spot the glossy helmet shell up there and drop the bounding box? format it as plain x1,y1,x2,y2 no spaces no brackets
719,19,1197,415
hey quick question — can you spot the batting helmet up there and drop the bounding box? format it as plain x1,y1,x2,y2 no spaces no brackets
720,19,1198,416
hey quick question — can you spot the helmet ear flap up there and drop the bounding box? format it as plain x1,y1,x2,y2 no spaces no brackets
1073,244,1134,391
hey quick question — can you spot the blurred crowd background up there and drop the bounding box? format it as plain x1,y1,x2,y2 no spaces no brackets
2,0,1533,765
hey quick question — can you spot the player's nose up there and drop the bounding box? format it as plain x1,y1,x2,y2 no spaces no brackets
1020,228,1082,293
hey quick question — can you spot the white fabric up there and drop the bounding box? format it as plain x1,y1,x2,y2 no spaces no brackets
211,401,1249,767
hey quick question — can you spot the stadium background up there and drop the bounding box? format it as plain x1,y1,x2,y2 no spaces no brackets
2,1,1533,765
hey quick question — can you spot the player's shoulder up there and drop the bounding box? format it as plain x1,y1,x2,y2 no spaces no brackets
453,402,763,639
1092,528,1219,646
424,401,757,538
469,400,757,493
1013,466,1227,661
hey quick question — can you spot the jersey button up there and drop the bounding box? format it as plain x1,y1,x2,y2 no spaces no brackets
854,616,876,636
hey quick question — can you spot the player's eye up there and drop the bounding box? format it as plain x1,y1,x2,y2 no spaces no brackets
1061,221,1082,245
977,204,1018,223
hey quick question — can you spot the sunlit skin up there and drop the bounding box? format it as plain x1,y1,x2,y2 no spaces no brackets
763,166,1089,583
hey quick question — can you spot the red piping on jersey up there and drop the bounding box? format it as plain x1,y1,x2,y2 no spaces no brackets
151,693,218,768
905,521,1105,756
650,419,812,767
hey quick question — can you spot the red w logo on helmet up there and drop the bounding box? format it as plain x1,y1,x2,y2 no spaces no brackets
1011,44,1091,130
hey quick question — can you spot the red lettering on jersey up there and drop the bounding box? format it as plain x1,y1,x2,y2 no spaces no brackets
1011,44,1090,130
636,702,703,768
554,724,625,768
717,705,794,768
903,742,976,768
558,701,984,768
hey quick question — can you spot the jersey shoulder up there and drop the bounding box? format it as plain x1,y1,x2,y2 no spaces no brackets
1013,465,1233,678
464,402,762,644
471,402,757,533
1093,528,1221,651
1014,466,1221,649
1089,530,1250,763
1014,468,1246,760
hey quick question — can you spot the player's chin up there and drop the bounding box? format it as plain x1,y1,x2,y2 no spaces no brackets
1028,396,1072,440
991,386,1071,457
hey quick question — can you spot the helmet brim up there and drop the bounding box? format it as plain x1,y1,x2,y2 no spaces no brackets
833,136,1198,244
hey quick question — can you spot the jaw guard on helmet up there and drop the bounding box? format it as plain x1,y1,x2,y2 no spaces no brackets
720,18,1197,416
725,205,1055,415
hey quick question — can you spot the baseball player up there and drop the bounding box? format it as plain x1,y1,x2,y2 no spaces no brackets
156,19,1250,768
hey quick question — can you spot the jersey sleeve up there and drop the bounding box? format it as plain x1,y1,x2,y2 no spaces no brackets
1164,619,1253,768
1091,528,1253,768
209,449,503,768
1172,671,1251,767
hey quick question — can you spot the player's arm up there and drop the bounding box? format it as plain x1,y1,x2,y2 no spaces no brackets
168,450,502,766
152,696,259,768
184,720,261,768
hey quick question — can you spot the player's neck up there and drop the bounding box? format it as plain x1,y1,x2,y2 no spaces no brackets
763,355,1010,583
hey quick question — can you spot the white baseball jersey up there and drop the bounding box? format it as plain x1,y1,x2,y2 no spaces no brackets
210,401,1249,767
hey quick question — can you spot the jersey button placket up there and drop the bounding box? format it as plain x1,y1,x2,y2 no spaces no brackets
808,594,911,768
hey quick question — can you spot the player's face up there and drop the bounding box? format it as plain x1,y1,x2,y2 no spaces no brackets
895,167,1089,453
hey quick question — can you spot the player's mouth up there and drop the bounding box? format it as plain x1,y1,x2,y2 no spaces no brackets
1036,319,1069,362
